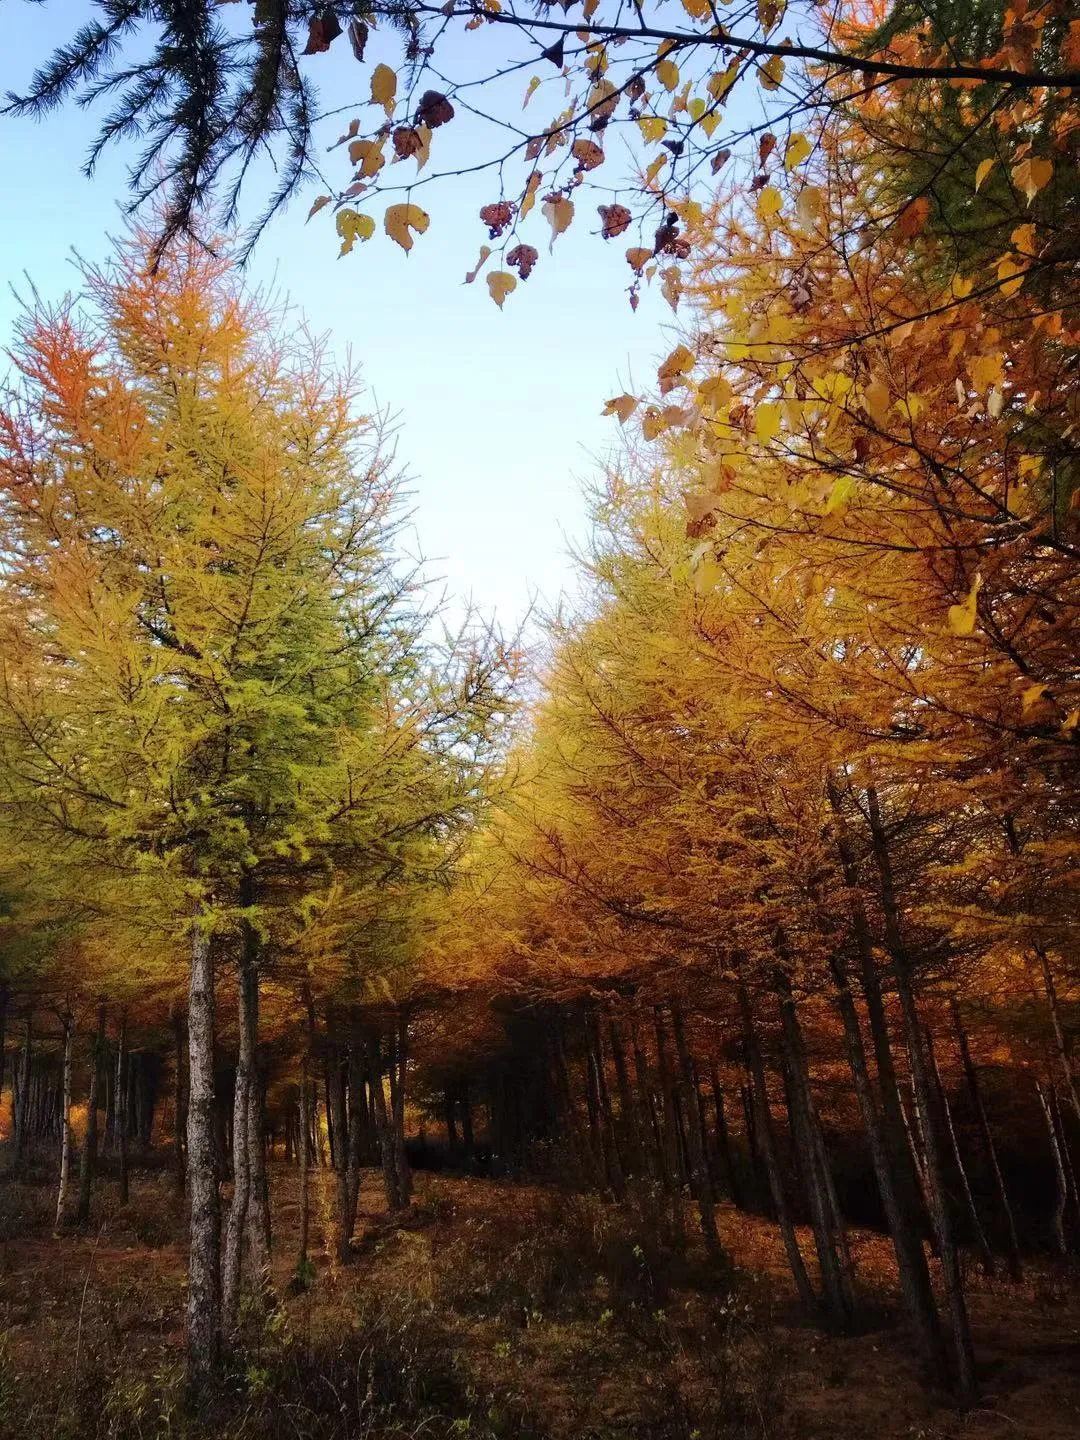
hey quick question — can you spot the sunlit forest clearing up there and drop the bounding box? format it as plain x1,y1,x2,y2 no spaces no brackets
2,0,1080,1436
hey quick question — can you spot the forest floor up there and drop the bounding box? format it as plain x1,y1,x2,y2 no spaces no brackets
0,1160,1077,1440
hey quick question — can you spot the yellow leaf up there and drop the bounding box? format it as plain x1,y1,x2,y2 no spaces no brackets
863,379,891,428
696,375,731,412
520,170,541,220
657,344,696,385
825,474,856,514
487,271,517,308
370,63,397,116
754,402,780,443
644,155,668,188
413,125,432,172
688,97,706,122
707,62,739,104
784,133,812,170
541,194,574,248
947,573,982,636
348,138,385,177
1011,156,1053,204
1021,682,1052,716
656,59,680,92
681,0,711,17
384,202,429,252
641,406,668,441
638,115,668,143
661,266,682,312
464,246,493,283
975,157,995,192
308,194,332,221
603,394,638,423
336,208,375,256
997,254,1025,297
523,76,541,108
700,112,721,139
625,247,653,273
756,186,782,220
796,185,823,225
759,55,785,90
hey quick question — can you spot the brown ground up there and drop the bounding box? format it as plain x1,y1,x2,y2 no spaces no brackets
0,1161,1077,1440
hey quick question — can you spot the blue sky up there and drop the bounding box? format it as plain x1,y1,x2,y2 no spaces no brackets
0,4,692,639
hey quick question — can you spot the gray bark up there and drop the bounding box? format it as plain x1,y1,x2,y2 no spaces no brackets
186,920,221,1392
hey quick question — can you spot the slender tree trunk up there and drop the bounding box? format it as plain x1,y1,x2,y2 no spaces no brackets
866,786,976,1400
460,1077,475,1167
116,1009,129,1206
1036,1078,1068,1255
75,1005,106,1226
773,965,852,1329
344,1026,366,1242
246,1059,270,1278
608,1017,643,1176
55,1012,74,1229
186,919,221,1392
828,946,944,1374
654,1010,685,1189
367,1033,403,1212
670,1001,727,1267
298,1057,311,1269
951,999,1021,1281
586,1010,625,1198
173,1012,187,1197
738,981,815,1307
13,1013,32,1175
708,1063,744,1209
0,984,7,1123
391,1011,411,1205
1036,948,1080,1121
222,931,258,1333
328,1030,351,1260
926,1026,993,1277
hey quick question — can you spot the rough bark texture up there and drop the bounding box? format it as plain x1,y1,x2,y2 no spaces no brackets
738,981,815,1308
866,786,977,1400
222,937,258,1333
76,1005,106,1226
55,1012,74,1229
186,922,221,1392
952,999,1021,1281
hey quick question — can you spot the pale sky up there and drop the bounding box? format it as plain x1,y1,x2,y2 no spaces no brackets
0,3,695,639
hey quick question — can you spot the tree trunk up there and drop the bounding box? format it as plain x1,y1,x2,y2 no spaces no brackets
1036,948,1080,1122
773,964,853,1330
186,920,221,1392
55,1012,74,1229
460,1077,475,1167
391,1011,411,1204
866,785,977,1400
951,999,1021,1281
328,1031,351,1260
246,1059,270,1276
738,981,815,1307
925,1025,993,1278
173,1012,187,1198
76,1004,106,1226
1036,1078,1068,1255
116,1010,130,1206
708,1063,744,1208
13,1012,32,1175
298,1056,311,1269
0,984,7,1123
222,930,258,1333
608,1016,643,1175
586,1009,625,1198
367,1033,404,1212
670,1001,727,1268
828,945,944,1375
